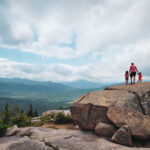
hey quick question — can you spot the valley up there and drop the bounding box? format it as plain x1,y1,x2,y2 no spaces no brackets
0,78,106,114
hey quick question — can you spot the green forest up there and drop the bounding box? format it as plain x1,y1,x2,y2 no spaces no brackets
0,78,106,114
0,89,101,114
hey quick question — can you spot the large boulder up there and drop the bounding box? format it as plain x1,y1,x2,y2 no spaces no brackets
111,125,132,146
73,90,142,112
71,103,110,130
107,106,150,139
95,122,116,137
70,89,142,130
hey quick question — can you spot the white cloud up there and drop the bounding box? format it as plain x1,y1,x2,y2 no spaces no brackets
0,0,150,82
1,0,149,57
0,58,90,82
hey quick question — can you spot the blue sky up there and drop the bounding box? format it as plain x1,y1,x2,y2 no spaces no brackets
0,46,95,66
59,34,76,50
0,0,150,82
0,47,42,64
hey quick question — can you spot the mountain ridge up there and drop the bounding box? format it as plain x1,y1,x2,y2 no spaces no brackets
62,79,108,89
0,78,74,93
0,78,109,92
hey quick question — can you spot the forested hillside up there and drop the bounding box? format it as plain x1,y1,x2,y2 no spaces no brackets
0,78,105,114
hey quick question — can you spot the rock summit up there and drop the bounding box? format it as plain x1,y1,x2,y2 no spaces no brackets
70,82,150,146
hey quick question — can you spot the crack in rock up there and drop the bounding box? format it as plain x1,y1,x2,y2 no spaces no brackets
128,91,146,115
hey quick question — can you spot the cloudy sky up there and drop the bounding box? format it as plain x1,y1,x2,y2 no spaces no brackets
0,0,150,83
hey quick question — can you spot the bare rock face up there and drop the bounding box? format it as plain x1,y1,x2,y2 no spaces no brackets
112,125,132,146
107,106,150,139
105,82,150,116
70,89,142,131
95,122,117,137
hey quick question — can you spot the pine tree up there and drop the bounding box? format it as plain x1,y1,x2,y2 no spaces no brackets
33,109,39,117
13,110,31,127
12,104,20,116
59,106,63,110
27,103,33,117
3,103,11,124
21,109,25,114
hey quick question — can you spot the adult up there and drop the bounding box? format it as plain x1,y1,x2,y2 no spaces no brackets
129,63,138,84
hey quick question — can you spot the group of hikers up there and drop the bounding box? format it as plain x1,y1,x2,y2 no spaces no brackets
125,63,142,85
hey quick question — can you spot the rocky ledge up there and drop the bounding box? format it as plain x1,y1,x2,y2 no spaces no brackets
0,127,149,150
70,82,150,146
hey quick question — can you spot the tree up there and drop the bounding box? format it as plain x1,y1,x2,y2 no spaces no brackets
27,103,33,117
0,119,8,137
34,109,39,117
13,111,31,127
12,104,20,116
59,106,63,110
3,103,11,124
21,109,25,114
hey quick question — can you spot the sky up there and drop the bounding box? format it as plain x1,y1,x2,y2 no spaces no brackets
0,0,150,83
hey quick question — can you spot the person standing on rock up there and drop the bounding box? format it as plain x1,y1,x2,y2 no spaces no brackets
138,72,142,83
125,71,129,85
129,63,138,84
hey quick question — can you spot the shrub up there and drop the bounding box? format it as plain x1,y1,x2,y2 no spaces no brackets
12,112,31,127
32,114,55,127
0,120,8,137
40,114,55,123
33,112,74,126
65,114,74,123
54,112,74,124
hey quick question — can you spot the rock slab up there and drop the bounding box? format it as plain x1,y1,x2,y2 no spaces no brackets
1,127,150,149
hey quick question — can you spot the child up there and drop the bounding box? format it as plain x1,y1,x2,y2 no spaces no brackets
125,71,129,85
138,72,142,83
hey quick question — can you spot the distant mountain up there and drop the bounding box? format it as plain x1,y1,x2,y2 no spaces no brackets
0,78,74,93
0,78,117,93
62,80,108,89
